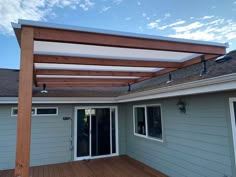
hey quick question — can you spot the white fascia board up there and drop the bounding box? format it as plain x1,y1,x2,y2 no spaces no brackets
1,73,236,104
116,73,236,103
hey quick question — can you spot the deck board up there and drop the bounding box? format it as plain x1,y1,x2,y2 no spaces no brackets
0,155,168,177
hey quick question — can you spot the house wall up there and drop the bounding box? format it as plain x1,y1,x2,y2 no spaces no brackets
0,92,235,177
123,91,236,177
0,104,126,170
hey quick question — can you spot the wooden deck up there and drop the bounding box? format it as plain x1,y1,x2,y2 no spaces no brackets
0,155,167,177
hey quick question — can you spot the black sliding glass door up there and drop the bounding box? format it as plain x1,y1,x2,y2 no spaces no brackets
75,107,117,160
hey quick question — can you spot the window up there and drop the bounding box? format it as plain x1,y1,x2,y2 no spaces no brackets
133,105,163,141
11,108,36,116
11,107,58,116
229,98,236,168
36,108,58,115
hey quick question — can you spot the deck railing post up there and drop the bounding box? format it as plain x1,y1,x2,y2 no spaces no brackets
14,27,34,177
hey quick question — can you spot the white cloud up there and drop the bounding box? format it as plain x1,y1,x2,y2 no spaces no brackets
100,6,111,13
171,19,236,41
147,16,236,43
113,0,123,5
202,15,214,20
147,22,158,29
159,21,186,30
173,22,204,32
169,30,222,41
226,32,236,40
233,1,236,4
142,13,147,17
125,17,132,21
0,0,94,35
79,0,95,11
137,1,141,6
147,20,186,30
207,19,224,25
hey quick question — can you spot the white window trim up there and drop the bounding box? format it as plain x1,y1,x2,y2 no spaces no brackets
11,107,36,116
133,104,163,142
229,97,236,168
11,107,58,116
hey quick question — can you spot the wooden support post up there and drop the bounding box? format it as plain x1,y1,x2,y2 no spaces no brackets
14,27,34,177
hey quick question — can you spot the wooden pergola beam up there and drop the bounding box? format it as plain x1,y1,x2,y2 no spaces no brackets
37,78,134,83
181,54,217,67
15,27,34,177
38,83,127,88
34,55,181,68
134,54,219,83
33,27,226,55
36,69,152,77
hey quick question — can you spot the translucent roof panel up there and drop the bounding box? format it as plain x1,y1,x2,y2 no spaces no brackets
34,41,201,62
36,75,139,79
35,63,162,72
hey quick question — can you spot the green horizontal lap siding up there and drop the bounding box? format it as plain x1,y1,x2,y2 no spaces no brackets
0,105,17,169
124,92,234,177
118,104,127,154
0,105,73,170
0,103,126,170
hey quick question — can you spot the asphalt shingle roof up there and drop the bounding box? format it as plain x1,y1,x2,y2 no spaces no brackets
0,50,236,97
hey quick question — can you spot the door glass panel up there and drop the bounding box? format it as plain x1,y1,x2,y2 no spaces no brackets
111,108,116,154
91,108,111,156
234,102,236,125
77,109,90,157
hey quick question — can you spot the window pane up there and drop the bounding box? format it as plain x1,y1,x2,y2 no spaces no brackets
12,108,18,115
134,107,146,135
234,102,236,126
12,108,35,116
111,108,116,154
147,106,162,139
36,108,57,115
91,108,110,156
77,109,90,157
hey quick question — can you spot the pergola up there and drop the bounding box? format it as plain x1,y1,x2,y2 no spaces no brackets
12,19,227,177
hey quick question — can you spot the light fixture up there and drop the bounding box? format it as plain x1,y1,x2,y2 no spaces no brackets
41,84,48,94
200,55,207,76
166,73,173,84
177,99,186,113
128,83,131,92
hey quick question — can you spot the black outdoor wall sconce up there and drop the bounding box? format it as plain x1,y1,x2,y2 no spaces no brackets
177,99,186,113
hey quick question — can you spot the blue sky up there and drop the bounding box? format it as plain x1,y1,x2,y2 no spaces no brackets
0,0,236,69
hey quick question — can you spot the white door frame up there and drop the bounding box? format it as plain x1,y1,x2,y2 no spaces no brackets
229,98,236,168
74,106,119,161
